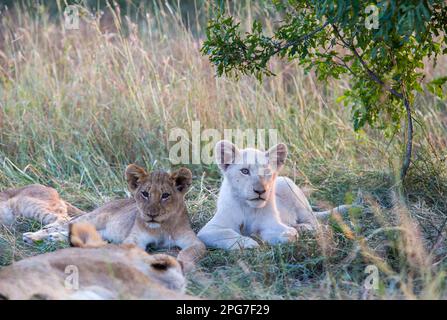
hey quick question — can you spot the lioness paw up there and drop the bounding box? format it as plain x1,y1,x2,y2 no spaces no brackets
23,230,67,244
23,232,37,244
48,230,69,243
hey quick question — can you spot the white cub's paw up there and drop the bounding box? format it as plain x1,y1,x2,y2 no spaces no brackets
232,236,259,249
262,227,298,245
271,227,298,245
280,227,298,241
295,223,315,232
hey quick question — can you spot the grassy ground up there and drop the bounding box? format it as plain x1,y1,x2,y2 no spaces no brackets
1,2,446,299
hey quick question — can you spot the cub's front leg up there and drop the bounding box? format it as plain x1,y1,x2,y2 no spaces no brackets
173,230,206,272
259,220,298,245
198,222,259,250
122,224,150,249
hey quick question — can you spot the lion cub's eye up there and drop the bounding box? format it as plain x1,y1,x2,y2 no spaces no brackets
161,193,170,200
141,191,149,199
240,168,250,175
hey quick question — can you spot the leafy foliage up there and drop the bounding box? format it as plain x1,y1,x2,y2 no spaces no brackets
202,0,447,134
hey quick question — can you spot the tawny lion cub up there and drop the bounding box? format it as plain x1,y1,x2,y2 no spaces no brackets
198,140,351,250
121,165,206,268
24,165,206,270
0,222,191,300
0,184,84,226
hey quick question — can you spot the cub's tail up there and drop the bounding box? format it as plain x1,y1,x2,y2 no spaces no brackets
313,190,364,220
64,201,86,218
313,204,354,219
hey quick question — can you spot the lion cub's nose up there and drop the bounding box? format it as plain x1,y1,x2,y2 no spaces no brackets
253,188,266,195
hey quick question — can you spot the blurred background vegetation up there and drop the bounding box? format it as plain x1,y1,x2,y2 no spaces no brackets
0,0,265,34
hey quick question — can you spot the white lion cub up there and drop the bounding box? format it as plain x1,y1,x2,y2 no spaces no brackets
198,140,351,250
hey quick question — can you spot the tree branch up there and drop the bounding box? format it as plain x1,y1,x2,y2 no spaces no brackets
272,20,330,55
331,24,404,100
331,24,413,180
333,56,358,76
401,96,413,180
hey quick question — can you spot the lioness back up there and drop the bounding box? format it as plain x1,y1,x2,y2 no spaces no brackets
0,247,178,299
0,222,192,300
0,184,84,226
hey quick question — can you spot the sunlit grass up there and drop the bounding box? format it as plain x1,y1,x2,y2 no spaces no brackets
0,1,446,299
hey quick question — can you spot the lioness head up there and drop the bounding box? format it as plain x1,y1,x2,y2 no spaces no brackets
215,140,287,208
125,164,192,228
144,253,186,292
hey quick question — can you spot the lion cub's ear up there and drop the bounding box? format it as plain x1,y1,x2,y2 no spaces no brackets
215,140,240,171
170,167,192,193
266,143,288,171
125,164,149,193
69,222,107,248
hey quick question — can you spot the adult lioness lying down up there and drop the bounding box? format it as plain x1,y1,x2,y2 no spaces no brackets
0,222,191,300
0,184,84,226
197,140,352,250
24,165,206,270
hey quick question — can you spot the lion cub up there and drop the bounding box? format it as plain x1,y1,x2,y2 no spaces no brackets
0,222,190,300
24,165,206,270
0,184,83,226
198,140,352,250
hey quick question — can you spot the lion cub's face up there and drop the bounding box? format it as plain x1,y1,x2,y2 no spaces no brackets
215,140,287,208
125,165,192,228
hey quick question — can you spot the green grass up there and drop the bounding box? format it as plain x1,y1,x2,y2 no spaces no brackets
0,2,447,299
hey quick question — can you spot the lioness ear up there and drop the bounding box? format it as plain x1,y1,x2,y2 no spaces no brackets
150,254,179,272
125,164,148,193
171,167,192,193
215,140,240,171
266,143,288,171
69,222,106,248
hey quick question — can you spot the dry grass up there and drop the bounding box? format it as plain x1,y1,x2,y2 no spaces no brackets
0,2,446,299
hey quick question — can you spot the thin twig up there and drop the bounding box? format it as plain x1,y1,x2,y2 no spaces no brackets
401,97,413,179
272,20,330,55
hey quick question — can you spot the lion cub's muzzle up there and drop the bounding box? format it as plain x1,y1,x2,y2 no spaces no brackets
141,210,165,228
